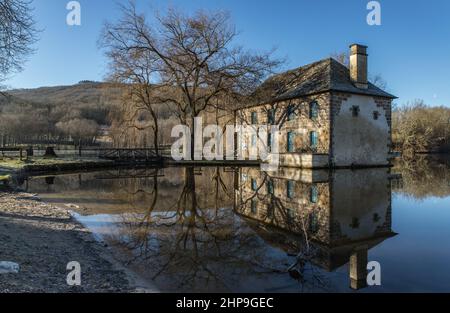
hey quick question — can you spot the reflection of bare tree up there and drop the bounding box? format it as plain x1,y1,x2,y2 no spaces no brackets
122,173,159,260
393,155,450,199
112,167,275,291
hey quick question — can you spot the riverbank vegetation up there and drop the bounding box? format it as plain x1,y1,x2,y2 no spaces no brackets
392,155,450,199
392,100,450,156
0,156,113,172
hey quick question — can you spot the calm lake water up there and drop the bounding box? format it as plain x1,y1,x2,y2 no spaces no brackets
17,157,450,292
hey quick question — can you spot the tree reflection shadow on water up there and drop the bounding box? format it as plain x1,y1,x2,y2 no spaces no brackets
16,157,450,292
103,165,396,292
114,167,293,292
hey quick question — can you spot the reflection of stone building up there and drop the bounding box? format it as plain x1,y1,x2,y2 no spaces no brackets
234,167,396,289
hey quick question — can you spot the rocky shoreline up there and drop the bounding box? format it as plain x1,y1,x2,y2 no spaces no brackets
0,190,143,293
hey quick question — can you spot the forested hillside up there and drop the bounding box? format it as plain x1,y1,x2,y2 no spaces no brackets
0,81,233,148
0,81,124,146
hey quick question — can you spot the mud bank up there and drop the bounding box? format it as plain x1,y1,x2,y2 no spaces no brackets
0,191,151,293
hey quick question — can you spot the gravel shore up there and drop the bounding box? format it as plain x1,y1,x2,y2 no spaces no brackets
0,191,134,293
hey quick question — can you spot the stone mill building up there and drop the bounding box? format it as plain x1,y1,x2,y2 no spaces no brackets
235,44,397,168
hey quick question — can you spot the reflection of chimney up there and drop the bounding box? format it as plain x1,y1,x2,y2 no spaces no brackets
349,44,368,89
349,245,368,290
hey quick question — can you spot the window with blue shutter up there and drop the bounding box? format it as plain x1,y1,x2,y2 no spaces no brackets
251,178,257,191
287,181,295,199
267,133,272,152
251,134,257,147
251,199,257,214
267,179,274,195
309,101,319,120
287,208,295,222
268,109,275,124
309,212,319,233
251,112,258,124
287,105,295,121
287,132,295,152
267,205,274,219
310,185,318,203
310,131,318,149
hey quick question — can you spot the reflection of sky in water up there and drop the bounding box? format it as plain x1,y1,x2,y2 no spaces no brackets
369,195,450,292
19,162,450,292
74,209,347,292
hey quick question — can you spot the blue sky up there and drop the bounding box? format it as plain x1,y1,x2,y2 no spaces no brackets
4,0,450,106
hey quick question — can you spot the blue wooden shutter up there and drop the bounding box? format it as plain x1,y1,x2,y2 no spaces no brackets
251,112,258,124
287,132,295,152
251,178,257,191
287,181,295,199
310,131,318,149
310,101,318,119
310,185,318,203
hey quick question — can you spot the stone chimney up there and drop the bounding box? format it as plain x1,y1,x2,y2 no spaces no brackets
349,44,368,89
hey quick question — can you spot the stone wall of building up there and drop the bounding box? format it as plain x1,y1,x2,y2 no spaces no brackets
235,94,331,164
234,90,392,168
330,92,392,167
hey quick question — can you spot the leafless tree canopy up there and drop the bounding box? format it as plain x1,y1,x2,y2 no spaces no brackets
0,0,38,83
100,1,282,150
330,51,349,68
393,99,450,155
330,51,387,90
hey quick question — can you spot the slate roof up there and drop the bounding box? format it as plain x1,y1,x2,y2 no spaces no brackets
247,58,396,107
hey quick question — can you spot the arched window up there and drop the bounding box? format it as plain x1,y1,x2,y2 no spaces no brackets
309,101,319,120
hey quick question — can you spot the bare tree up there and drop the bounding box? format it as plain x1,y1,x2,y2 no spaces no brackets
330,51,349,67
393,99,450,155
100,1,282,156
56,118,99,145
330,51,387,90
0,0,38,85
